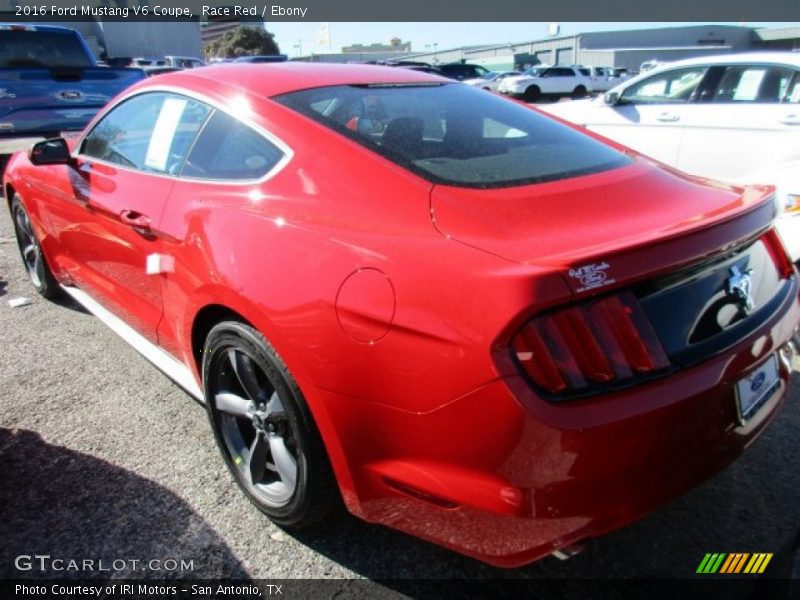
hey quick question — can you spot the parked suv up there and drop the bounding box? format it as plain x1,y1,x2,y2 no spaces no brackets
498,65,594,101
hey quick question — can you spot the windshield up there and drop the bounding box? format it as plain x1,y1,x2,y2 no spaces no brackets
0,30,93,68
275,83,630,189
522,67,546,77
481,71,498,80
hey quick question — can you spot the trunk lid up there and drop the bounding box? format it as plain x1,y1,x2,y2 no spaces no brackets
430,160,777,295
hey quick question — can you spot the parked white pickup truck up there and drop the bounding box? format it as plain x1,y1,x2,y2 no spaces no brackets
498,65,595,101
582,66,632,92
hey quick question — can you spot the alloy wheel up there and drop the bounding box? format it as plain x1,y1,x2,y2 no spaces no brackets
210,346,298,507
13,204,44,288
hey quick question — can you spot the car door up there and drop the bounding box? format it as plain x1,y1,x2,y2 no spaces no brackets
581,65,709,166
676,64,800,183
55,91,211,343
540,67,574,94
154,107,289,359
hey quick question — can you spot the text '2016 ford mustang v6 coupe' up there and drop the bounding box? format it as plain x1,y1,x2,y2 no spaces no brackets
4,63,799,567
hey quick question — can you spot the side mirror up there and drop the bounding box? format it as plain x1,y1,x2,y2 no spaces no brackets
29,138,72,166
603,91,620,105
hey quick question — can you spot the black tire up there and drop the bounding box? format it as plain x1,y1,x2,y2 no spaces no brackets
11,194,61,299
523,85,541,102
571,85,588,100
203,320,338,528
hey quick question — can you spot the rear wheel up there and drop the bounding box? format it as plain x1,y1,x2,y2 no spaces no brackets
571,85,588,99
203,321,338,528
523,85,541,102
11,194,61,299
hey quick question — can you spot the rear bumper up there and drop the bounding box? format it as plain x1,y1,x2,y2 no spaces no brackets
324,288,800,567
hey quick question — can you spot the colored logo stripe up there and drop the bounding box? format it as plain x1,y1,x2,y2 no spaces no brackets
697,553,726,573
721,553,749,573
697,553,773,574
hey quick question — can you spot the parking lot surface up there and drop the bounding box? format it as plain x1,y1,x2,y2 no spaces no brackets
0,206,798,585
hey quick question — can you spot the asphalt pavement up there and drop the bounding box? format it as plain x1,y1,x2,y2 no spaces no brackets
0,205,798,589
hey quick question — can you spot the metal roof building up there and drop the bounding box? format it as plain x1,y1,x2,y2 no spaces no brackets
301,24,800,71
398,25,799,72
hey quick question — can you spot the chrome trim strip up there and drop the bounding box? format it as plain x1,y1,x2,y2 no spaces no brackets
70,84,294,187
61,285,204,402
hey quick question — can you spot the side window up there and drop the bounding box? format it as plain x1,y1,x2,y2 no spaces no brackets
786,74,800,104
181,111,283,180
543,68,571,77
620,67,707,104
81,93,211,174
82,93,165,169
145,97,211,174
712,65,797,103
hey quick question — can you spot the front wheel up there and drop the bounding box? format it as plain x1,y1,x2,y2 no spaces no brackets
523,85,541,102
203,321,338,528
11,194,61,299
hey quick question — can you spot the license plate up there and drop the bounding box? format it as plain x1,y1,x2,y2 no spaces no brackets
736,355,780,423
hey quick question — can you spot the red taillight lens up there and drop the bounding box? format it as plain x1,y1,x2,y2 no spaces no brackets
512,291,670,396
763,229,795,279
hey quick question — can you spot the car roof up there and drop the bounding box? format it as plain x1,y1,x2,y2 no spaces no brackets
0,23,78,34
647,51,800,69
147,62,449,97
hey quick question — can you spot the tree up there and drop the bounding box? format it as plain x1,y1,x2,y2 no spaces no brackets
206,26,280,58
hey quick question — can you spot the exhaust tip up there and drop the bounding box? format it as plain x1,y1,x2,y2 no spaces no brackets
551,544,586,560
784,329,800,372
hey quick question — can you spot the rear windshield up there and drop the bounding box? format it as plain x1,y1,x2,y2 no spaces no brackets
0,30,94,68
274,83,630,188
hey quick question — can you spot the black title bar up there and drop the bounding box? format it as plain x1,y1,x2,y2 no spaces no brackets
0,0,798,22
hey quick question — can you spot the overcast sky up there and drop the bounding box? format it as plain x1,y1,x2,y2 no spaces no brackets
264,21,794,57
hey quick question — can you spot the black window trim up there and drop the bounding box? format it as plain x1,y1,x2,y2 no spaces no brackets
74,86,293,186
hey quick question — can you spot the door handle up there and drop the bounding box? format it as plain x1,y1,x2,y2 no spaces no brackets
656,112,680,122
780,114,800,125
119,209,151,231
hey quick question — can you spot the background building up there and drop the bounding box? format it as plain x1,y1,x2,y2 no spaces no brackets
0,0,204,59
300,25,800,72
99,21,202,59
755,26,800,50
342,37,412,53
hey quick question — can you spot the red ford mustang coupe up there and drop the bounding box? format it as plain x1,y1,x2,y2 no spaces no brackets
5,63,799,567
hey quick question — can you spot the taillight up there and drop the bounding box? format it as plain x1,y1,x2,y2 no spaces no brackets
763,229,795,279
512,291,670,397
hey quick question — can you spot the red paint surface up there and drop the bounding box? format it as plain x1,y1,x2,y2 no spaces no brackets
4,63,798,567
